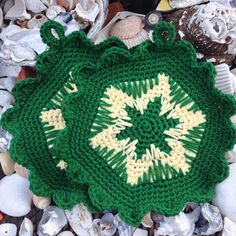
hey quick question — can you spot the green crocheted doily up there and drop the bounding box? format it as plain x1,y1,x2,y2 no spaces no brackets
0,20,126,210
52,22,236,225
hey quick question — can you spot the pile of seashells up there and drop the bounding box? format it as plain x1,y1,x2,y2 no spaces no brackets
1,0,236,235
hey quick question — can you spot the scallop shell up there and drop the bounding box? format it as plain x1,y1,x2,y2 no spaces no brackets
109,16,143,40
169,0,209,8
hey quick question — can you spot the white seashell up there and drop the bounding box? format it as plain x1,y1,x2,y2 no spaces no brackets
215,63,234,95
0,223,17,236
27,14,48,29
3,0,14,15
57,231,74,236
0,76,16,92
87,0,109,39
33,195,51,209
0,174,33,217
5,0,31,20
213,163,236,222
222,217,236,236
74,0,99,23
65,203,92,236
169,0,209,8
46,5,66,19
38,206,68,236
114,214,135,236
0,86,14,107
10,44,37,62
0,8,3,29
64,20,82,36
90,213,117,236
133,228,148,236
25,0,47,13
194,203,223,235
0,152,15,175
19,218,34,236
14,163,29,178
156,207,201,236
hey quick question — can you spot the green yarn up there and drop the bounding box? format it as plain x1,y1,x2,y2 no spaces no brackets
1,20,236,226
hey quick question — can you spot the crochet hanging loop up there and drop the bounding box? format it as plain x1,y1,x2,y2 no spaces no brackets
40,20,66,48
153,21,176,48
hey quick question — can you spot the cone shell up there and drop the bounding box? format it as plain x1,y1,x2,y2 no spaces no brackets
109,16,144,40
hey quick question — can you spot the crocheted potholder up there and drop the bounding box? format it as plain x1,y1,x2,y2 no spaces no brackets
53,22,236,225
0,20,126,210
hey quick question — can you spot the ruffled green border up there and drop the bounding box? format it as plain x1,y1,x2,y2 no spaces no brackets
0,20,127,211
52,22,236,225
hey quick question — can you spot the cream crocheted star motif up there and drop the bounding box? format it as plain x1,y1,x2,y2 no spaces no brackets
90,74,206,185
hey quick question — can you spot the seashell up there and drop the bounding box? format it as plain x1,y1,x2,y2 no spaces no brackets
0,129,12,153
0,76,16,92
141,212,154,228
133,228,148,236
166,3,236,66
55,12,73,24
91,213,117,236
19,218,34,236
169,0,209,9
0,223,17,236
215,63,234,95
0,152,15,176
74,0,100,23
27,14,48,29
222,217,236,236
0,8,3,29
38,206,68,236
46,5,66,20
57,231,74,236
0,86,14,107
33,195,51,209
226,145,236,163
156,207,201,236
194,203,223,235
57,0,77,10
0,174,33,217
109,16,143,39
14,163,29,178
87,0,109,39
114,214,135,236
65,203,92,236
10,44,37,62
3,0,14,15
5,0,31,21
156,0,173,12
213,163,236,222
25,0,47,13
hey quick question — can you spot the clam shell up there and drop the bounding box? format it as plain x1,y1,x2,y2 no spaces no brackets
74,0,100,23
19,218,34,236
0,152,15,175
0,174,33,217
5,0,31,20
109,16,143,40
0,223,17,236
169,0,209,8
25,0,47,13
33,195,51,209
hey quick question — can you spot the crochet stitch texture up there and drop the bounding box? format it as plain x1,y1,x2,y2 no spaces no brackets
0,20,126,210
53,22,236,225
1,21,236,226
